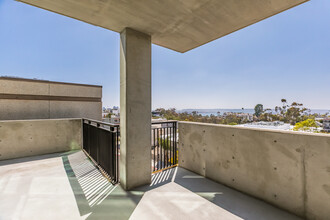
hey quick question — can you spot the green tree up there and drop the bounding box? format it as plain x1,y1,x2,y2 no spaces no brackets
158,137,171,150
254,104,264,117
158,137,175,164
293,119,318,132
273,99,311,124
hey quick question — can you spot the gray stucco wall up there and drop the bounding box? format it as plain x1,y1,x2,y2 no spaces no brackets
0,118,82,160
179,121,330,220
0,78,102,121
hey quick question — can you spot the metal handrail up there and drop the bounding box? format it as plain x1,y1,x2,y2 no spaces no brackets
83,118,119,127
151,120,178,125
84,118,177,126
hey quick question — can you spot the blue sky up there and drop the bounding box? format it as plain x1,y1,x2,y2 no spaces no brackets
1,0,329,110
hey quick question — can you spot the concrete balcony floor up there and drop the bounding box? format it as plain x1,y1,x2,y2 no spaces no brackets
0,151,302,220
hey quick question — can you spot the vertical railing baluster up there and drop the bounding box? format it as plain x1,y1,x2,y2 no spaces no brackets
166,124,168,167
155,127,157,171
160,127,163,170
174,122,176,164
158,127,160,170
169,124,171,166
173,122,175,164
175,122,177,164
96,123,100,164
163,126,165,169
116,127,119,183
157,127,160,170
165,126,168,168
88,121,91,155
164,125,167,168
110,127,114,181
170,124,173,166
153,127,155,172
173,122,175,165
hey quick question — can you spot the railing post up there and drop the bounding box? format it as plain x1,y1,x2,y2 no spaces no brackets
174,122,176,164
116,127,119,183
88,120,91,155
96,123,100,164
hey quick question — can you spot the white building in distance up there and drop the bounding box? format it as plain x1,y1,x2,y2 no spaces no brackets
238,121,292,131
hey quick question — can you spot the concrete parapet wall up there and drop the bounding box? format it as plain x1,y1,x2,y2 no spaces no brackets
179,121,330,220
0,119,82,160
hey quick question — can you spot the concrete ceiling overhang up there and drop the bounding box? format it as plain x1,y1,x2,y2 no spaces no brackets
17,0,308,53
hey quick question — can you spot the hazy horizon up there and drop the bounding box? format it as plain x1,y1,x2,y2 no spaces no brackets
102,105,330,113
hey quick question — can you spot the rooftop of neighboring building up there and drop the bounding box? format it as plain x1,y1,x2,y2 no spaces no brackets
0,76,102,88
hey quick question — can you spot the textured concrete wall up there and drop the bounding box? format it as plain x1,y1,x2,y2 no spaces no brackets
0,78,102,121
0,100,102,121
179,121,330,220
0,119,82,160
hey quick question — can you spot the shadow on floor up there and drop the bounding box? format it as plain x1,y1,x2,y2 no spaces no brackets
62,151,146,220
172,167,302,220
61,151,178,219
62,151,302,220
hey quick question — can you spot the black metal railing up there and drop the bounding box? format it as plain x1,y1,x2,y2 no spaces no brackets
151,121,178,172
82,118,119,184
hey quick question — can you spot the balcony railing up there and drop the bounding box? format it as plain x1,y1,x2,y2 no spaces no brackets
151,120,178,172
82,119,178,184
82,118,120,184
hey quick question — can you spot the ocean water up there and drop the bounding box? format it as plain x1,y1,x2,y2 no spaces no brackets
178,109,330,116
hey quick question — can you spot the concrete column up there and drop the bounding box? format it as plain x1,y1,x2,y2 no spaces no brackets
120,28,151,190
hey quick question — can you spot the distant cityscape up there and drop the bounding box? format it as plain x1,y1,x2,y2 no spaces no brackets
178,108,330,116
103,100,330,134
102,106,120,124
